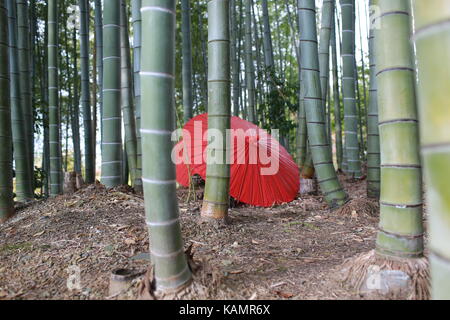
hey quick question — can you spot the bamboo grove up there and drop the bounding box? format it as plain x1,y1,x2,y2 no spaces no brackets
0,0,448,299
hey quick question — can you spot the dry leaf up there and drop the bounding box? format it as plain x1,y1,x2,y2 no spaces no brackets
33,231,45,237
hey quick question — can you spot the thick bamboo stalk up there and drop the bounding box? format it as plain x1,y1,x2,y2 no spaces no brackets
244,0,255,123
16,0,34,187
340,0,361,178
0,0,14,221
366,0,380,198
299,0,347,208
6,0,33,201
412,0,450,299
48,0,62,196
141,0,191,291
201,0,232,221
120,0,138,187
131,0,142,191
374,0,423,259
101,0,122,188
181,0,193,123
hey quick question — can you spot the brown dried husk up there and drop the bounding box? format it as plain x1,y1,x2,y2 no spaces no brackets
339,250,430,300
335,198,379,217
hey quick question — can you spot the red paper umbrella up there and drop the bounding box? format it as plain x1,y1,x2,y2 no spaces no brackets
175,113,299,207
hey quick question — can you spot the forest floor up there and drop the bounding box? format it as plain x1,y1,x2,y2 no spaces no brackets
0,174,385,300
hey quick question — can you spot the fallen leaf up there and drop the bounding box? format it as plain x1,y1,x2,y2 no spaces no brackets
274,291,294,298
124,238,136,245
33,231,45,237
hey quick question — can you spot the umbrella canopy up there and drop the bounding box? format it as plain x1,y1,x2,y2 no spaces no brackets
175,113,299,207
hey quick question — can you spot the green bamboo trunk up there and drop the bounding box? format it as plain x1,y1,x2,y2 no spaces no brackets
366,0,380,198
131,0,143,192
120,0,138,187
230,0,240,116
374,0,423,259
7,0,33,201
141,0,191,291
412,0,450,299
0,0,14,222
181,0,193,123
261,0,275,72
71,28,82,176
299,0,347,207
79,0,95,183
244,0,255,123
16,0,33,187
95,0,103,145
101,0,122,188
48,0,62,196
318,0,335,110
201,0,231,221
331,16,343,170
340,0,361,179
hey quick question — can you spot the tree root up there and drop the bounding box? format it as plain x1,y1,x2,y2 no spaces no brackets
338,250,430,300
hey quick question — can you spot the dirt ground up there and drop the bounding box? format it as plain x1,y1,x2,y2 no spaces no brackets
0,175,383,300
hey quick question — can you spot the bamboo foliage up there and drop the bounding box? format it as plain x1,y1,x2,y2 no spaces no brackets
412,0,450,299
0,0,14,221
181,0,193,123
340,0,361,178
48,0,62,196
101,0,122,188
7,0,33,201
120,0,138,187
366,0,380,198
374,0,423,259
201,0,232,222
141,0,192,290
298,0,347,207
79,0,94,183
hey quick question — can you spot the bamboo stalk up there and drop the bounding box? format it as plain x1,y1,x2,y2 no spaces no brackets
299,0,347,207
79,0,94,183
48,0,62,196
141,0,191,291
374,0,423,259
331,15,343,170
201,0,232,221
412,0,450,299
366,0,380,198
181,0,193,123
0,0,14,221
340,0,361,179
244,0,256,123
6,0,33,201
101,0,122,188
16,0,34,189
120,0,138,187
